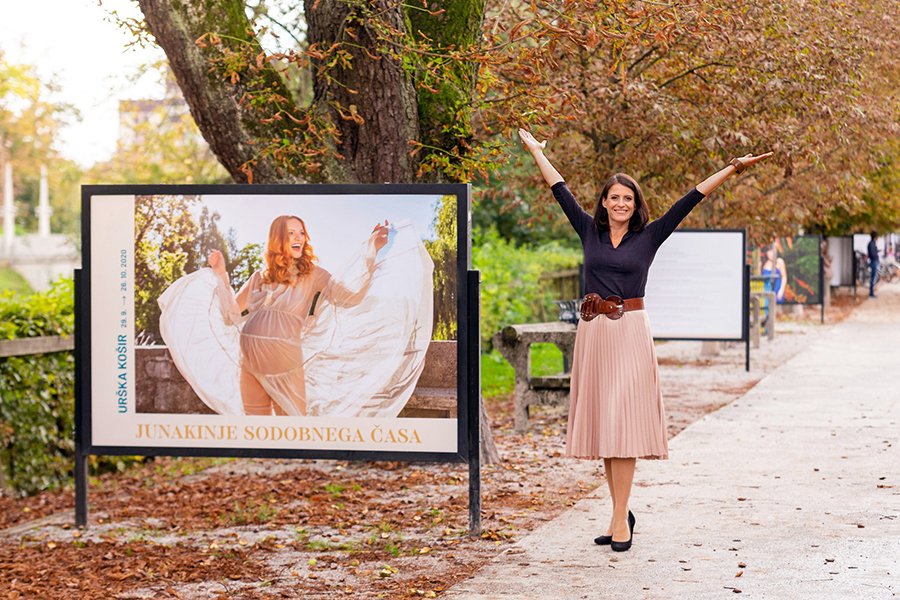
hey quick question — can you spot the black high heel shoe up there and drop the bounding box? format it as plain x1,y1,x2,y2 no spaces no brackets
610,510,635,552
594,510,634,546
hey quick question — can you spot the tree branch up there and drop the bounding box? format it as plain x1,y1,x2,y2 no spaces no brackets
138,0,310,183
658,62,732,88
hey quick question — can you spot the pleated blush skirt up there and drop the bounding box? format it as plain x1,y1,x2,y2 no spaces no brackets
565,310,669,460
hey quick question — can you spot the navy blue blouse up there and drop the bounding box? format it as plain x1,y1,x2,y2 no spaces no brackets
551,181,705,299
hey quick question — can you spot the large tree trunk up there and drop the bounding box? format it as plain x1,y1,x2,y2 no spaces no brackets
305,1,419,183
406,0,486,182
140,0,421,183
139,0,485,185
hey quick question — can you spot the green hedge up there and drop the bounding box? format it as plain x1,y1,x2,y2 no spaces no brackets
0,278,75,494
473,229,581,348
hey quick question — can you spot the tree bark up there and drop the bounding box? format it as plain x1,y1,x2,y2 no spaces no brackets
139,0,301,183
480,399,500,465
406,0,486,181
139,1,485,184
306,1,419,183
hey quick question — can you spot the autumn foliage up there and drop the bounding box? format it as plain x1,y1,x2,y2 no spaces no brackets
135,0,898,237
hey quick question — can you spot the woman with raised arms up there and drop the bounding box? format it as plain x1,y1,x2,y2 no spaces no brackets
519,127,771,552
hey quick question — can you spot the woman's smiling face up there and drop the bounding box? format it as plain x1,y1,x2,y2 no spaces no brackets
284,218,307,258
602,183,636,226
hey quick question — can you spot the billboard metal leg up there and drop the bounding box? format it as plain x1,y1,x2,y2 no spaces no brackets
74,268,89,528
75,449,88,528
746,334,750,372
744,264,751,372
467,270,481,537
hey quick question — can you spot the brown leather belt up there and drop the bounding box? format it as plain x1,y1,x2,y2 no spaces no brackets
580,293,644,321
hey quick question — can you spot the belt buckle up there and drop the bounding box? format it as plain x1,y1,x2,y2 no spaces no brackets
580,293,600,321
606,295,624,320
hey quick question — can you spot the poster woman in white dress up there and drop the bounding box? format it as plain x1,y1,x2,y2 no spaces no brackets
157,214,434,418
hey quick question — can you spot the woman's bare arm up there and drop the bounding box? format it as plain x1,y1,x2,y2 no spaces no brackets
208,249,251,313
518,129,564,187
324,222,389,307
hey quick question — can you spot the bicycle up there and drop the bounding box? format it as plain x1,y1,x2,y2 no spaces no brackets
855,251,871,288
878,261,899,284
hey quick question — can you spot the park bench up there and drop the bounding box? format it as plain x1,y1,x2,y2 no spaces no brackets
749,291,776,348
492,322,576,433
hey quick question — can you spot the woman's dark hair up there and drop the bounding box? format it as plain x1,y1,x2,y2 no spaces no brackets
593,173,650,232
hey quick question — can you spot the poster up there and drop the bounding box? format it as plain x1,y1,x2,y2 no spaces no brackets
826,236,854,287
753,236,823,305
84,186,467,455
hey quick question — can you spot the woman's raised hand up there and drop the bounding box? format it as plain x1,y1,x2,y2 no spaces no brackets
207,249,227,274
518,128,547,154
697,150,775,196
518,127,564,186
370,220,390,252
733,152,774,171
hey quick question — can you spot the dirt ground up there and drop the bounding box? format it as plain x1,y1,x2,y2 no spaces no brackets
0,292,866,599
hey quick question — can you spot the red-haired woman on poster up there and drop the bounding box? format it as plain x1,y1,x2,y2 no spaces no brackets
519,128,771,552
208,216,387,416
158,215,434,418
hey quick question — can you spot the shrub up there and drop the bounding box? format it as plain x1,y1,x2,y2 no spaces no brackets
473,229,580,348
0,278,75,494
0,278,144,495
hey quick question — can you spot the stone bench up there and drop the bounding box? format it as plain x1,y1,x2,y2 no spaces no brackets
492,322,576,433
749,291,777,348
134,340,458,417
397,340,457,418
136,346,215,414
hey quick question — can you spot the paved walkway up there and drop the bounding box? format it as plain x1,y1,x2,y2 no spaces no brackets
446,285,900,599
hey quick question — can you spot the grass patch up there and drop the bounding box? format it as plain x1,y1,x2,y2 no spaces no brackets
481,344,566,397
221,499,278,526
307,538,357,552
324,482,346,498
0,267,32,295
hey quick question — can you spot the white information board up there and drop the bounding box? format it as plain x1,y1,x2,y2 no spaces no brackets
827,236,854,286
644,230,745,340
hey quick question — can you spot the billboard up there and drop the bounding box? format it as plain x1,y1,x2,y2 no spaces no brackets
80,184,471,460
826,236,854,287
752,236,823,305
644,230,746,340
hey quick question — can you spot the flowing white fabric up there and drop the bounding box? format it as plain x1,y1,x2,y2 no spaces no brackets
157,221,434,418
157,268,244,415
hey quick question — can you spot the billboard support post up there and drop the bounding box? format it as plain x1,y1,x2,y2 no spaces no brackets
467,270,481,536
74,449,88,528
74,268,89,528
820,236,826,324
744,264,751,372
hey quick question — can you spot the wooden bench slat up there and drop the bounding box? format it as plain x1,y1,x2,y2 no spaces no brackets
529,374,571,390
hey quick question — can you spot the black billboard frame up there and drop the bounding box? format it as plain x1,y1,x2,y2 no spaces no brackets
75,183,480,532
